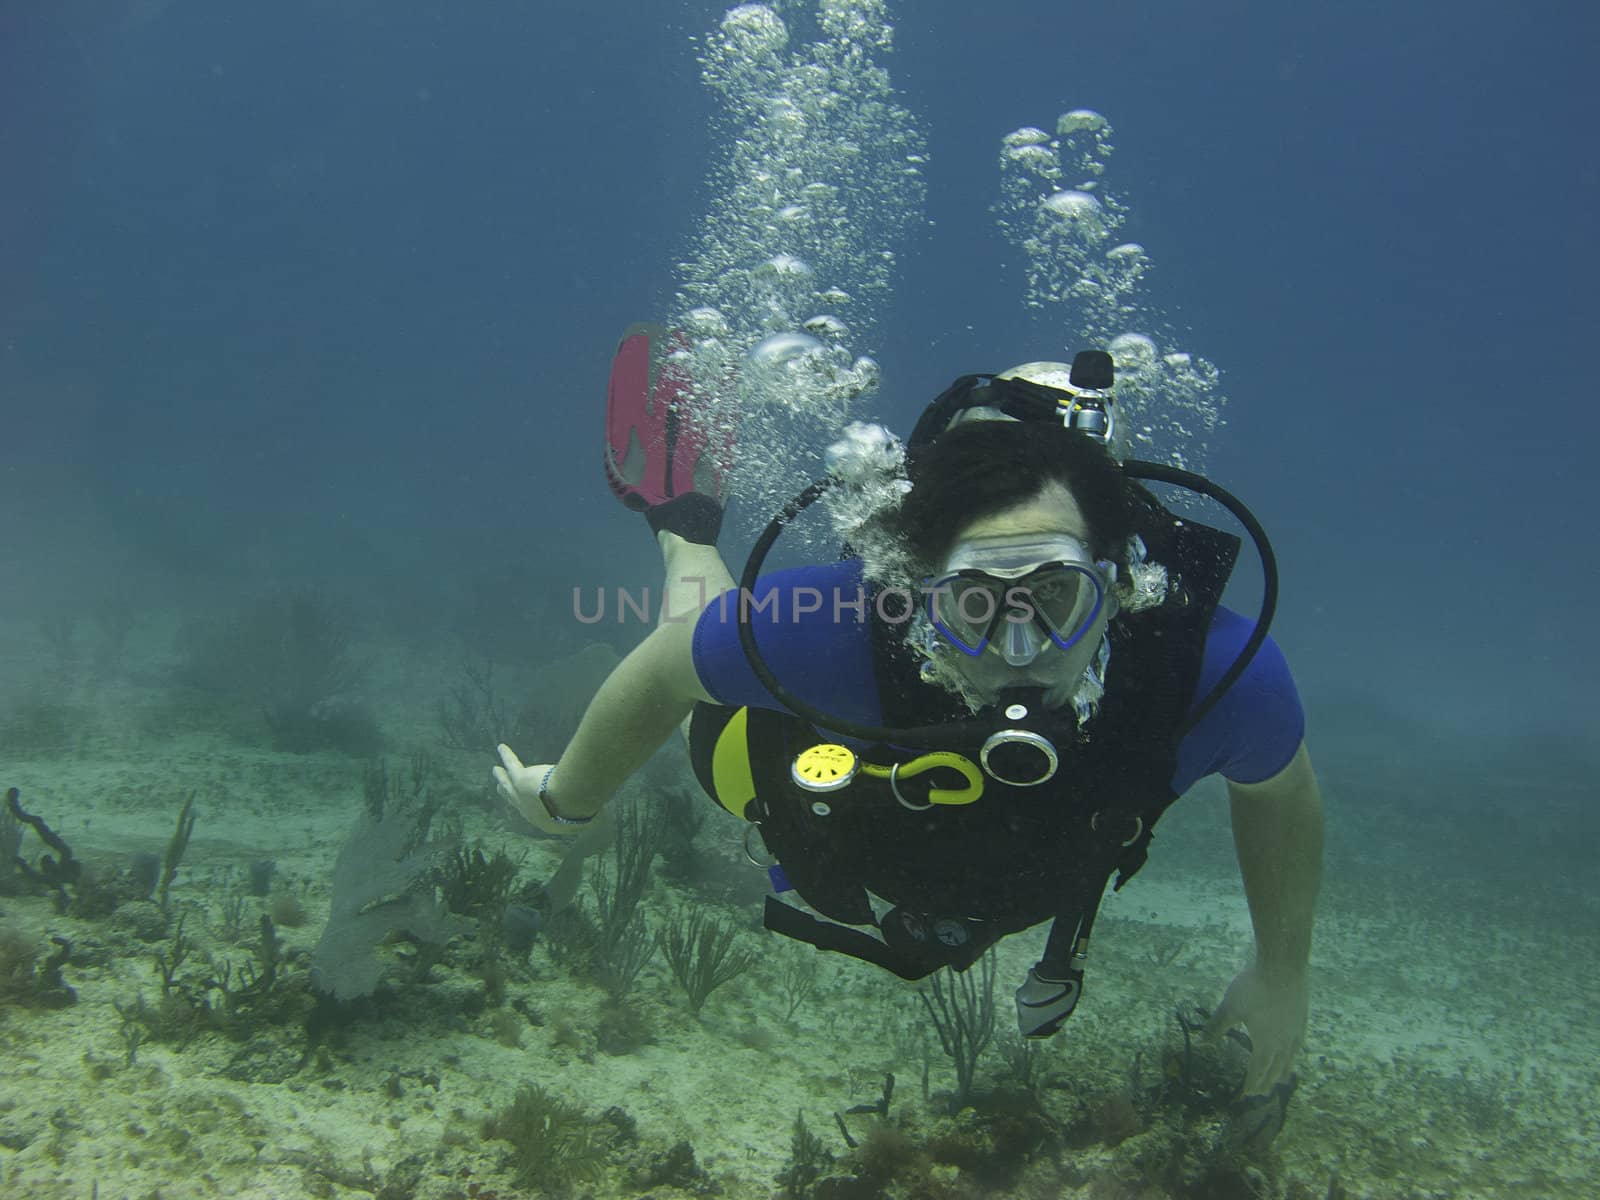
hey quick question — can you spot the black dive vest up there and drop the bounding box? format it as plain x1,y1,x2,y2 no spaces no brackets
740,486,1241,979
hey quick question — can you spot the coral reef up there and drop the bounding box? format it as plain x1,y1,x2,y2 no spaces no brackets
659,907,757,1017
309,771,465,1002
481,1085,611,1191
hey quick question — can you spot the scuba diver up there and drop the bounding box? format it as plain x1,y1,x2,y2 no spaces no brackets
495,325,1322,1119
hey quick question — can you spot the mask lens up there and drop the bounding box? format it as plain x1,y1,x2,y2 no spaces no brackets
1019,566,1102,649
933,577,1003,653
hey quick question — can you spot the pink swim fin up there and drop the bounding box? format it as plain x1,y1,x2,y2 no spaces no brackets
603,323,732,511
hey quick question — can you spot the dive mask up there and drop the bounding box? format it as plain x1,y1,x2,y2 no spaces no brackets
925,534,1117,667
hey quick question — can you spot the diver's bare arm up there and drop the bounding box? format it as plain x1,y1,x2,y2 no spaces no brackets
542,616,716,818
1226,741,1324,977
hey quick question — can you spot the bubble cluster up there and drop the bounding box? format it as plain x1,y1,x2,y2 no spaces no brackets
1107,336,1224,472
672,1,926,522
996,110,1225,470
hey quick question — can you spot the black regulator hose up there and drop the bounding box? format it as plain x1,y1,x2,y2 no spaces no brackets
1119,460,1279,738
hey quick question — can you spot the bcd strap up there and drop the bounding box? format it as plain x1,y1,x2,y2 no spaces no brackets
763,897,939,981
762,896,1001,981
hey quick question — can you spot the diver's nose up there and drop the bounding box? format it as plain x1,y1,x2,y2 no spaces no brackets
999,613,1044,667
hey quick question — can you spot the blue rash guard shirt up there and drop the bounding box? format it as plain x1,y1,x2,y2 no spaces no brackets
691,559,1304,793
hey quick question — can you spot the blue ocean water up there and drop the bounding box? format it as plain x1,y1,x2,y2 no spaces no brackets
5,0,1593,736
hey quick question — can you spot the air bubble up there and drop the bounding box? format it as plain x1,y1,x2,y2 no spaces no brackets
1003,127,1052,148
747,331,826,368
720,5,787,53
686,307,730,335
1057,109,1108,135
1108,332,1158,371
1042,190,1102,221
803,314,849,337
755,253,814,278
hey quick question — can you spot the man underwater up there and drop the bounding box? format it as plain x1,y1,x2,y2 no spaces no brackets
495,328,1322,1123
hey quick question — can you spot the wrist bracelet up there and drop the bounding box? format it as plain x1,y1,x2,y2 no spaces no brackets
537,765,595,827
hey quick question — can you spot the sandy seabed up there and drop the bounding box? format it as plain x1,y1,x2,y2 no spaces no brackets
2,627,1595,1200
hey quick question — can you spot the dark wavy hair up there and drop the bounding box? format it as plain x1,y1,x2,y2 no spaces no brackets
889,420,1132,570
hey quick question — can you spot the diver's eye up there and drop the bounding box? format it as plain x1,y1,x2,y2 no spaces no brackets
1031,577,1067,604
1029,574,1083,618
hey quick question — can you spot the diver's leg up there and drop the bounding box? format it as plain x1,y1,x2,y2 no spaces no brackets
659,530,734,741
657,530,735,630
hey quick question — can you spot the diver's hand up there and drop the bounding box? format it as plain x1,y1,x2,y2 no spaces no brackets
1206,963,1308,1096
493,744,590,837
